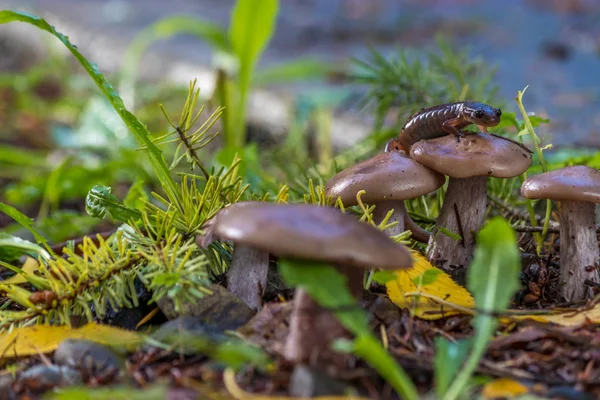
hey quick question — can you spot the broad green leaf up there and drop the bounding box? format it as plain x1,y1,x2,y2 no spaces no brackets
442,218,521,400
229,0,279,86
85,185,142,222
253,58,334,85
371,270,397,284
0,10,181,207
411,268,442,286
279,259,419,400
0,202,51,251
468,217,521,315
434,337,472,398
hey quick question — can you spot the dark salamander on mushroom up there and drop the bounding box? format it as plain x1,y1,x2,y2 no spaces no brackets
396,101,502,152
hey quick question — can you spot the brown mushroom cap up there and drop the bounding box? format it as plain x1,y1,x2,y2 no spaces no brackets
202,201,413,270
325,152,445,206
521,165,600,203
410,133,532,179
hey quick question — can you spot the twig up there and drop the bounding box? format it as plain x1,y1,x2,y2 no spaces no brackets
513,223,600,233
453,203,466,248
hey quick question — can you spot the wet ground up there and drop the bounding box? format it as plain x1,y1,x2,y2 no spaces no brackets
1,0,600,148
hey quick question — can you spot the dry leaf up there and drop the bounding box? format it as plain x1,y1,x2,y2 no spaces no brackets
2,257,39,285
506,304,600,326
385,251,475,319
481,378,529,398
223,368,369,400
0,323,141,357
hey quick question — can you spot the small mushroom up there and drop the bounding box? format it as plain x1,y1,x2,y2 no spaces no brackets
198,202,269,311
326,151,445,241
199,201,413,367
410,132,532,277
521,165,600,302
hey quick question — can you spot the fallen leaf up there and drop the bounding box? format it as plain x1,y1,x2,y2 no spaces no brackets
223,368,369,400
2,257,39,285
506,304,600,326
385,251,475,319
481,378,529,399
0,323,142,357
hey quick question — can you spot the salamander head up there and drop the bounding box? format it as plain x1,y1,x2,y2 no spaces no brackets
462,101,502,127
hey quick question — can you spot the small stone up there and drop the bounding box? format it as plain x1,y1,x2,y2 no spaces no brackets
288,365,352,397
54,339,123,379
156,283,255,324
16,365,81,393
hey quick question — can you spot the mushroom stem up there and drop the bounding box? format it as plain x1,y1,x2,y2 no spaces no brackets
403,208,431,243
226,245,270,311
284,264,364,368
559,200,600,302
427,176,487,280
372,200,406,237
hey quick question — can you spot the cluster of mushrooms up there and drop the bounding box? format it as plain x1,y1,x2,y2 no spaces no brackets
196,128,600,369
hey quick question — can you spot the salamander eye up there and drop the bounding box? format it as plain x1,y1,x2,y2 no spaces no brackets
474,110,485,118
495,109,502,117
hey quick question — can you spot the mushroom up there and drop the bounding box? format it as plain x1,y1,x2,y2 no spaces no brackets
521,165,600,302
410,132,532,278
326,151,445,240
199,201,413,367
199,202,269,311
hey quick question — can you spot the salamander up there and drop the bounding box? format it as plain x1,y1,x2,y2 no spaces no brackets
394,101,502,152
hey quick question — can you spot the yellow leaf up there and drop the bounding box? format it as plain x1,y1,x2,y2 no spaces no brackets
385,251,475,319
505,303,600,326
482,378,529,399
0,323,142,357
2,257,39,285
223,368,369,400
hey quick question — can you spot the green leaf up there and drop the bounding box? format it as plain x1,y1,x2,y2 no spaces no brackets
371,270,397,284
438,227,462,241
468,217,521,313
434,337,472,398
215,340,272,371
85,185,142,222
253,58,335,86
411,268,442,286
0,233,51,262
123,180,148,211
278,259,419,400
0,144,47,167
0,202,51,251
230,0,279,85
0,10,181,208
46,384,168,400
442,217,521,400
228,0,279,146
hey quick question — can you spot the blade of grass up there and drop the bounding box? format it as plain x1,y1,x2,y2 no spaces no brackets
229,0,279,147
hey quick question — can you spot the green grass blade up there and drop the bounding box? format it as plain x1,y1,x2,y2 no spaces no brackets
229,0,279,146
0,10,181,208
442,217,521,400
253,58,335,86
0,202,52,253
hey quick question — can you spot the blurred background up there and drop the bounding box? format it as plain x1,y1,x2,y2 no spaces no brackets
2,0,600,147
